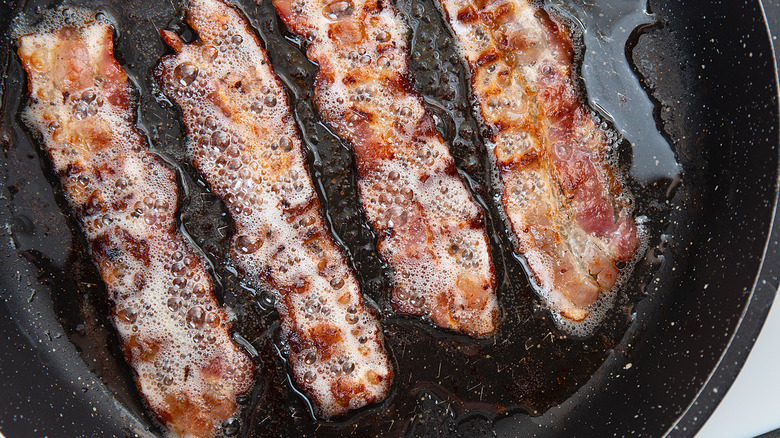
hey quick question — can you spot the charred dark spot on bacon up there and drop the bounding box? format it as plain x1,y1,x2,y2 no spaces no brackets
516,150,540,168
83,189,106,216
90,228,150,267
457,5,479,23
122,228,151,264
476,49,501,67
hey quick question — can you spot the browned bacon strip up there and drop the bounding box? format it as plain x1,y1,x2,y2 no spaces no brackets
273,0,499,337
436,0,639,322
155,0,392,416
17,18,254,437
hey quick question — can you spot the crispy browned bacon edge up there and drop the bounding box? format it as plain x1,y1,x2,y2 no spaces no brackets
273,0,499,337
436,0,639,322
155,0,392,417
17,19,254,437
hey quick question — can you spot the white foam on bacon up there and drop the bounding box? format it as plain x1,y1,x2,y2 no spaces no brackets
156,0,392,416
17,17,254,437
273,0,499,337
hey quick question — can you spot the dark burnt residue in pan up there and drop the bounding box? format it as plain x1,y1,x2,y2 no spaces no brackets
1,0,698,436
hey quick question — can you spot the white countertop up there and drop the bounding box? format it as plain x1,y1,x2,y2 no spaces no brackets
696,289,780,438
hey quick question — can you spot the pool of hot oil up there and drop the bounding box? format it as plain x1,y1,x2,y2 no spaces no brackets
1,0,683,436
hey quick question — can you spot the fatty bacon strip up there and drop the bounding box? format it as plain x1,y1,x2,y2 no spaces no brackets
274,0,499,337
17,19,254,437
156,0,392,417
437,0,639,321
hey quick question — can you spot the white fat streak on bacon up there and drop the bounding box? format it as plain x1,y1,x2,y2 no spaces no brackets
436,0,639,326
155,0,392,417
272,0,499,337
17,21,254,438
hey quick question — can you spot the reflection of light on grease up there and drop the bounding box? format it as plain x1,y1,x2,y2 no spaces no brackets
549,0,681,184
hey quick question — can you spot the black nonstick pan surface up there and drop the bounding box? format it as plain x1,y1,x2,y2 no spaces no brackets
0,0,778,436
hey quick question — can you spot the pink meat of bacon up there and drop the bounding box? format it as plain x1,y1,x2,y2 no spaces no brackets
273,0,499,337
437,0,639,321
17,19,254,437
155,0,392,417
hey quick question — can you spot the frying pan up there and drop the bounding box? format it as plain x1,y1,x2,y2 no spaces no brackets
0,0,778,436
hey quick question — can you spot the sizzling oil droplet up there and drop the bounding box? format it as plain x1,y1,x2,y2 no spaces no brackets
235,235,262,254
205,311,220,328
279,136,293,152
118,307,137,324
174,62,199,86
322,0,354,20
167,297,182,312
222,418,240,437
211,131,230,150
186,306,205,329
201,45,218,62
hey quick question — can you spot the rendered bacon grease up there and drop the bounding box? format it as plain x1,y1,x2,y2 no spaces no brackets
16,15,254,437
437,0,639,329
273,0,499,337
156,0,392,416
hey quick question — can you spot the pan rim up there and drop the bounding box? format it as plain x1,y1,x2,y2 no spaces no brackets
668,0,780,435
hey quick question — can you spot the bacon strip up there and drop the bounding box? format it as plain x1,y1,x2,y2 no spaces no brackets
155,0,392,416
273,0,499,337
436,0,639,321
17,20,254,437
